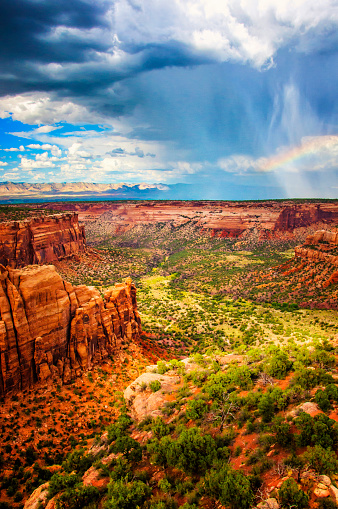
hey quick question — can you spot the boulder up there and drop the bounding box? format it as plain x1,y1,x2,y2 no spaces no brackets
23,482,49,509
124,372,180,421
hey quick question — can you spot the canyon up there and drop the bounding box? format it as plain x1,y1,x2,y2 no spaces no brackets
0,205,338,508
0,264,141,396
0,212,86,268
33,200,338,241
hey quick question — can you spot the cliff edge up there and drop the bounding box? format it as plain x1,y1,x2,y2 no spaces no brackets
0,212,86,268
0,265,141,396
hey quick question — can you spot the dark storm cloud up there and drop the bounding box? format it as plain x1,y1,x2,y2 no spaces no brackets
0,0,210,103
0,0,110,63
0,0,337,126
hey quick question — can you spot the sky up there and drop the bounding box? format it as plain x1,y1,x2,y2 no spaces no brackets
0,0,337,199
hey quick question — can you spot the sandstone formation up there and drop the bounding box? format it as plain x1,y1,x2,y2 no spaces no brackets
0,265,141,396
0,213,86,268
124,372,180,421
35,200,338,240
295,229,338,266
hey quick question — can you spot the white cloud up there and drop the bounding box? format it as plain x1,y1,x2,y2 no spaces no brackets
0,93,106,126
0,170,22,181
114,0,338,68
34,125,60,134
218,135,338,174
27,143,62,157
19,156,56,169
3,145,24,152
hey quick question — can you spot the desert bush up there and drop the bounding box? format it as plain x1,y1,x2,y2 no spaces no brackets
315,390,333,412
292,368,334,390
185,398,208,420
149,380,161,393
203,366,252,400
48,473,80,499
147,495,178,508
278,478,309,508
295,413,338,449
318,499,338,509
204,464,254,509
112,436,142,462
151,417,171,438
302,445,338,474
105,477,151,509
273,417,293,447
264,349,292,379
62,449,94,475
157,361,169,374
107,414,132,443
147,427,227,474
56,484,100,509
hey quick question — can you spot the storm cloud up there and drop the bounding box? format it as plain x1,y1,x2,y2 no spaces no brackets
0,0,337,198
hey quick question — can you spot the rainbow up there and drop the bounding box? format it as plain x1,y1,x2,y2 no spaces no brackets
260,135,338,172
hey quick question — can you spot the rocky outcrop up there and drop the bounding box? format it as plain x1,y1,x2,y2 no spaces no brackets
124,372,181,421
0,265,141,396
0,213,86,268
295,246,338,266
295,229,338,266
304,229,338,245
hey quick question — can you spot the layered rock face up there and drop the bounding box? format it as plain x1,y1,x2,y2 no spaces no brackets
0,213,86,268
0,265,141,396
37,200,338,239
295,229,338,266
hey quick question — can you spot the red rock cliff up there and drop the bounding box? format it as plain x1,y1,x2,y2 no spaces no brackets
0,265,141,396
295,229,338,266
34,200,338,239
0,213,86,268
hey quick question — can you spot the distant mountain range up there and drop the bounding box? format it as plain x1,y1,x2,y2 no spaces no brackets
0,181,177,202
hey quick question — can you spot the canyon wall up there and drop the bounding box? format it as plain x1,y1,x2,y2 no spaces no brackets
34,201,338,240
0,213,86,268
0,265,141,396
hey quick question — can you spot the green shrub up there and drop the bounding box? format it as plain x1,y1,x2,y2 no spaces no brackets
157,361,169,374
273,417,293,447
149,380,161,393
56,484,100,509
105,478,151,509
112,436,142,463
185,398,208,420
264,350,292,379
203,367,253,400
147,427,228,474
315,390,332,413
258,393,274,422
278,478,309,508
318,499,338,509
62,449,94,475
204,465,254,509
295,413,338,449
292,368,334,390
48,473,80,499
148,495,178,508
107,414,132,443
302,445,338,474
151,417,171,438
